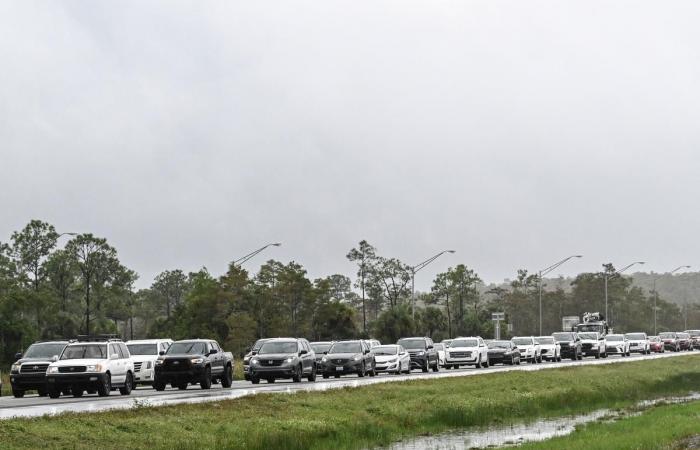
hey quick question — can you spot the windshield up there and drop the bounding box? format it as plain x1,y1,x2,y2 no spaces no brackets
311,343,332,353
61,344,107,360
259,341,298,354
397,339,426,350
579,333,598,340
24,343,66,359
625,333,646,340
535,338,554,345
606,335,623,342
330,342,362,354
649,337,661,342
451,339,478,347
659,333,676,339
577,324,604,333
488,341,511,349
678,333,690,339
512,338,533,346
552,333,574,342
167,342,207,355
371,346,398,356
686,330,700,337
253,339,269,351
127,344,158,355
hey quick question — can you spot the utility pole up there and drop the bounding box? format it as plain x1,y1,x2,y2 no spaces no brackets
651,266,689,335
604,261,645,324
410,250,456,321
538,255,582,336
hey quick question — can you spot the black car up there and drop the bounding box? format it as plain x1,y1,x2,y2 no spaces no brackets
486,340,521,365
396,337,439,372
249,338,317,384
10,341,71,398
320,340,375,378
552,332,582,361
310,341,333,366
154,339,234,390
243,338,272,381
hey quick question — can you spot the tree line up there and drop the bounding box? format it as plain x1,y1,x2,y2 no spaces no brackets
0,221,695,365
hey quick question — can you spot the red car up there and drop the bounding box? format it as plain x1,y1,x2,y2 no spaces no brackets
677,332,692,351
648,336,665,353
684,330,700,350
659,332,680,352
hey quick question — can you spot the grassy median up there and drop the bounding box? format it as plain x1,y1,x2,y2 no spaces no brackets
520,399,700,449
1,356,700,450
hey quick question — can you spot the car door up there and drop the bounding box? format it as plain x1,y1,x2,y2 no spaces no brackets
478,338,487,361
210,341,223,375
109,343,125,383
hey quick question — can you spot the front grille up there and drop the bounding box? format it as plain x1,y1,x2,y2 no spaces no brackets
449,352,471,358
164,359,191,370
58,366,86,373
20,363,49,373
582,343,593,350
541,349,548,354
134,362,142,372
260,359,284,367
332,359,349,365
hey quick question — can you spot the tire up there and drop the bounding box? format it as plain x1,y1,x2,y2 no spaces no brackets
200,367,212,389
12,388,24,398
595,351,600,359
251,377,260,385
358,363,366,378
221,364,233,388
432,360,440,372
516,358,521,365
73,390,83,398
537,355,542,364
307,365,317,382
97,373,111,397
178,383,188,390
571,353,577,361
334,374,340,378
322,373,329,379
293,365,302,382
266,378,275,383
476,356,482,369
38,388,48,397
120,373,133,395
422,362,429,373
154,381,166,391
482,358,489,369
48,387,61,399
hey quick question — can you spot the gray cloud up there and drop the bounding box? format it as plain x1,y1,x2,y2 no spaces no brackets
1,1,699,289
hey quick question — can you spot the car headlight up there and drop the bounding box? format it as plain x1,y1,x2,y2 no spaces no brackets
47,366,59,374
155,359,164,366
251,359,259,366
145,361,152,369
11,363,21,372
190,358,204,364
353,355,362,361
417,351,425,356
85,364,104,373
321,356,328,362
285,357,294,364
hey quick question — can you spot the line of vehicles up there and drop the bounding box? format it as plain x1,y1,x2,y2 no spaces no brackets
5,322,700,398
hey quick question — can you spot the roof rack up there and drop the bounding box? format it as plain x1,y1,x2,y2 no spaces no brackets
76,334,122,342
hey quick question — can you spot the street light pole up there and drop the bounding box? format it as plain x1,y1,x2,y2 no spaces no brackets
652,265,690,335
537,255,582,336
410,250,456,321
233,243,282,267
604,261,645,324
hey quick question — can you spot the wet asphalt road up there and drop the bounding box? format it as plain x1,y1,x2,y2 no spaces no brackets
0,350,694,419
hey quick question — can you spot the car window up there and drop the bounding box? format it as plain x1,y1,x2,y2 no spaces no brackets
119,343,129,358
109,344,119,358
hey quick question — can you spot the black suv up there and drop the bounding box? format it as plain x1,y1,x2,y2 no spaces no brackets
552,332,582,361
154,339,233,390
396,337,439,372
320,340,376,378
10,340,71,398
248,338,317,384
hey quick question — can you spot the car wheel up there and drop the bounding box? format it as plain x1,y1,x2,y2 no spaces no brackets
516,357,521,365
97,373,111,397
221,364,233,388
200,367,212,389
432,360,440,372
476,356,482,369
178,382,188,390
37,388,48,397
12,388,24,398
293,365,303,382
48,387,61,399
322,373,329,379
120,372,133,395
482,357,489,369
251,377,260,385
422,362,429,373
334,374,340,378
266,378,275,383
358,363,366,378
307,365,317,382
595,351,600,359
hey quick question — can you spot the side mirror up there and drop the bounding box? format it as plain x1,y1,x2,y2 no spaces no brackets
110,353,119,360
299,350,308,355
51,355,59,362
251,351,258,355
159,351,165,356
427,345,434,349
209,349,218,355
14,353,22,360
364,349,370,354
323,351,328,355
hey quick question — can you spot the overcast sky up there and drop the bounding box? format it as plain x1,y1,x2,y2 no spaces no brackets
1,1,699,290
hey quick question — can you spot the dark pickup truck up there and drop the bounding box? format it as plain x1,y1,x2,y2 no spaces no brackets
153,339,233,390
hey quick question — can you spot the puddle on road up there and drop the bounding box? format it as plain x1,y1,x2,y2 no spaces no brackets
380,392,700,450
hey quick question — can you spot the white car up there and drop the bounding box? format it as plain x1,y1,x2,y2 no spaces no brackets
535,336,561,362
511,336,542,363
433,343,447,367
579,332,607,358
605,334,630,357
126,339,173,386
45,337,135,398
624,332,650,355
444,337,489,369
371,345,410,374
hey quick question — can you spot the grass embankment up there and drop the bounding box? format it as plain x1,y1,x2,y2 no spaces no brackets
520,399,700,449
1,356,700,450
1,371,9,396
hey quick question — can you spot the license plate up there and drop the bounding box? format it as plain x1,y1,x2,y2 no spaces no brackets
335,367,343,371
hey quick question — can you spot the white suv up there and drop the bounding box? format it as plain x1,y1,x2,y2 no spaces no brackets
511,336,542,363
444,337,489,369
605,334,630,357
46,336,135,398
535,336,561,362
579,332,607,358
127,339,173,386
624,332,650,355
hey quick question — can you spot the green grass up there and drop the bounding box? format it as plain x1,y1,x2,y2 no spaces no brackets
1,371,9,396
1,356,700,450
520,399,700,449
233,358,244,381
